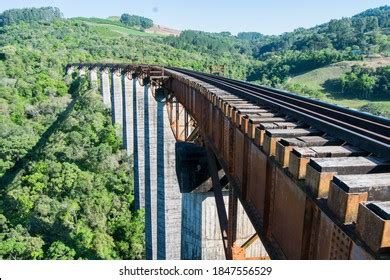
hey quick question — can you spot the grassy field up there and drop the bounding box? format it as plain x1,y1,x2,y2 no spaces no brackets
289,58,390,90
287,58,390,118
75,17,157,38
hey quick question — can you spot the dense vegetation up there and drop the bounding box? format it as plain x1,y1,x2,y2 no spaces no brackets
0,5,389,259
1,78,144,259
120,14,153,29
163,6,389,87
0,7,62,26
339,65,389,99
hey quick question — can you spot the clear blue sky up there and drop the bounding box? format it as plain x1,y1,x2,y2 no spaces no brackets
0,0,388,35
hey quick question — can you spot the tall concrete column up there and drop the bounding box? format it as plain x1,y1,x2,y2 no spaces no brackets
156,88,182,260
66,66,75,76
132,81,182,259
133,79,145,210
89,68,98,89
144,83,158,260
78,67,86,77
99,71,111,107
111,71,123,126
122,75,134,156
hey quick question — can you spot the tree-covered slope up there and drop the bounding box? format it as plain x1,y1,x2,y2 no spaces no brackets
1,79,144,259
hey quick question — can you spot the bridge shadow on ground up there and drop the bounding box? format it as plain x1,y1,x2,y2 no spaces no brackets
0,80,82,191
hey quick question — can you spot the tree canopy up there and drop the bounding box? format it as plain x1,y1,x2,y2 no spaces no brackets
120,14,153,29
0,7,62,27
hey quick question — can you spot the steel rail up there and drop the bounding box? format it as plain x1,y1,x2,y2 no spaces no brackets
167,67,390,159
212,74,388,131
169,67,389,133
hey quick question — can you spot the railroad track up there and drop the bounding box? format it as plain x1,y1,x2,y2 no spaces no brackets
167,67,390,159
165,66,390,258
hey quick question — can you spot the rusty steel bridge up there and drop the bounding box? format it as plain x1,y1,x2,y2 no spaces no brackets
66,63,390,260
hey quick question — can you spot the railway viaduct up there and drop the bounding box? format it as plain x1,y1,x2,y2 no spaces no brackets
67,63,390,260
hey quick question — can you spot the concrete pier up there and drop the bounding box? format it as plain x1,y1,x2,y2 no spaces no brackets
111,71,123,126
89,69,98,89
122,75,134,156
78,67,86,77
156,89,182,260
99,71,111,107
133,80,146,210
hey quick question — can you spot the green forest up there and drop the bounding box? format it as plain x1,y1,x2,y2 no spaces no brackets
0,5,389,259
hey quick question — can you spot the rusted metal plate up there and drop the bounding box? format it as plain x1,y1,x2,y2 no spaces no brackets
308,210,351,259
271,167,306,259
309,210,333,259
207,102,213,135
328,183,368,224
247,143,268,220
329,225,353,259
212,107,221,152
264,128,322,156
222,117,230,162
234,129,245,189
328,173,390,224
349,241,374,260
356,202,390,253
306,156,390,198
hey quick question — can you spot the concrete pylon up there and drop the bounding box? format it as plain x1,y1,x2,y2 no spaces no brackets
99,70,111,107
78,67,86,77
130,79,182,260
156,91,182,260
66,66,75,76
143,82,158,260
89,68,98,89
133,79,146,210
111,70,123,126
122,74,134,156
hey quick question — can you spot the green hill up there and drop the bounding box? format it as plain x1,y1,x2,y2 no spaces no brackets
73,17,157,38
287,57,390,117
289,57,390,90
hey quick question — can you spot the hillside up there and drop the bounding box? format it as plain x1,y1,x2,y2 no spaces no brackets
73,17,156,38
289,57,390,91
287,57,390,117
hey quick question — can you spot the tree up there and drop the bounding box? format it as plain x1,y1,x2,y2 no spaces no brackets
339,65,384,99
328,18,356,49
0,225,44,260
47,241,76,259
237,32,264,41
120,14,153,29
0,7,62,26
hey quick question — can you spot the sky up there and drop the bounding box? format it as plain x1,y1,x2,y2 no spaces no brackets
0,0,388,35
